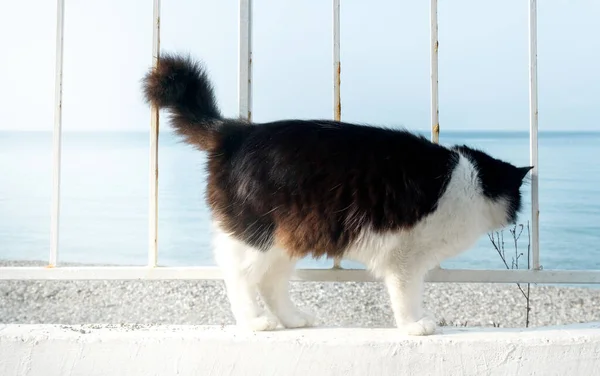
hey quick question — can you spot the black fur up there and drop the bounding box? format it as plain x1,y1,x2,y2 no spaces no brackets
143,53,223,151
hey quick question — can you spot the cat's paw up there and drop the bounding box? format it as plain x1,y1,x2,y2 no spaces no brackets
279,310,316,329
241,315,279,331
400,316,437,336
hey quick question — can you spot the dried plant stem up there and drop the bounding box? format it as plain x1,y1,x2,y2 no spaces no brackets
525,221,531,327
488,221,531,327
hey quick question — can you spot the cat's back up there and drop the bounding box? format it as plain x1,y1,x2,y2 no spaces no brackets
222,119,455,178
211,119,459,212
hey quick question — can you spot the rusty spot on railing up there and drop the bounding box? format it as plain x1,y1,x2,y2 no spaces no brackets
335,62,341,121
434,41,439,53
432,123,440,143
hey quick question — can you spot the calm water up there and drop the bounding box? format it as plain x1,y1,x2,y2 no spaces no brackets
1,130,599,272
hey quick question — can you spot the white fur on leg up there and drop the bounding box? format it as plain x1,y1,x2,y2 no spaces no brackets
384,271,436,336
401,316,437,336
221,273,279,331
258,257,315,329
245,315,280,332
212,224,278,331
212,223,314,330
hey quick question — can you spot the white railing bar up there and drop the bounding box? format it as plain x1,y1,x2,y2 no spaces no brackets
430,0,443,271
148,0,161,268
238,0,253,121
430,0,439,144
2,267,599,284
333,0,341,124
49,0,66,267
528,0,540,271
332,0,342,269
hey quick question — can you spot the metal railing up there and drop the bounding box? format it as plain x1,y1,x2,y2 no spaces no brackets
1,0,599,285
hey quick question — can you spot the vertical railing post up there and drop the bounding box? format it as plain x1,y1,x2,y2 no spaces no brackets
50,0,65,267
430,0,439,144
333,0,341,123
148,0,161,267
528,0,540,270
332,0,342,269
239,0,253,121
430,0,443,270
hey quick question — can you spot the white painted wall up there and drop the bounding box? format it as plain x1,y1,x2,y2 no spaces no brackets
1,323,599,376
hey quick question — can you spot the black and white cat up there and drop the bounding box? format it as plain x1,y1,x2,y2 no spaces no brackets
142,53,532,335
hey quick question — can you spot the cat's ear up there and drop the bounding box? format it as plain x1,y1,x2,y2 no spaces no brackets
518,166,534,180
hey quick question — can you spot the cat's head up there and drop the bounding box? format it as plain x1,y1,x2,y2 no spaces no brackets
453,145,532,229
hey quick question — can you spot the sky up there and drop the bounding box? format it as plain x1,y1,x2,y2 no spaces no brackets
0,0,598,132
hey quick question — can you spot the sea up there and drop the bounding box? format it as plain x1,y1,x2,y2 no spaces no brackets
1,130,599,273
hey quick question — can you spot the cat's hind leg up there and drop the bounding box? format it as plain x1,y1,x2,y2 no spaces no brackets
256,250,315,329
212,225,279,331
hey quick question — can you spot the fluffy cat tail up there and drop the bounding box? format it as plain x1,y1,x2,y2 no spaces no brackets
142,53,223,151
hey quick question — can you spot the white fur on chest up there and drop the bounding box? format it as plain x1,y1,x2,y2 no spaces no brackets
344,154,505,276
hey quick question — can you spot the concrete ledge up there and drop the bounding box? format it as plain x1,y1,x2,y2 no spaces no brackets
1,323,600,376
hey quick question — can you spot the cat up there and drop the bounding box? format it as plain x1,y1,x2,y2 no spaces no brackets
142,53,532,336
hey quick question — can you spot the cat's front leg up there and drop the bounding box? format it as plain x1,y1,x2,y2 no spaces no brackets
384,270,437,336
